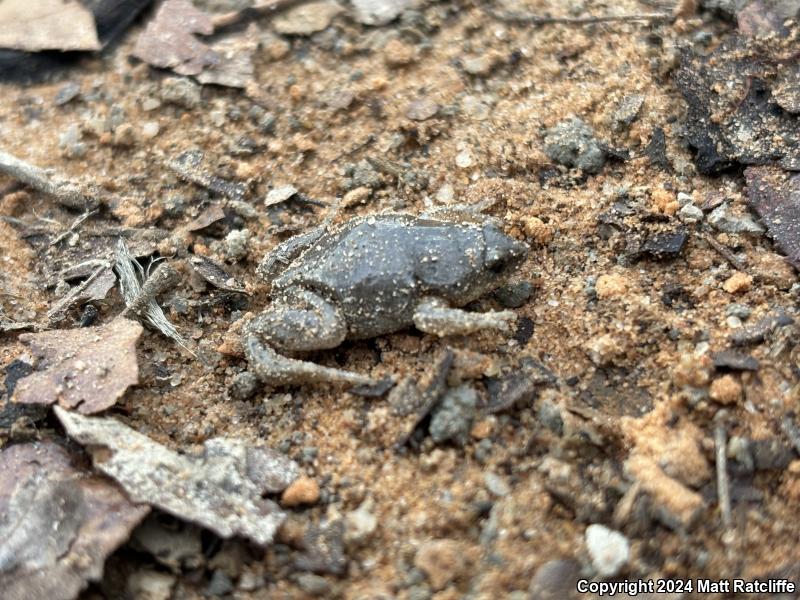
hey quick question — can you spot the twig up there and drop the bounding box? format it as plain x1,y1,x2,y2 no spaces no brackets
697,231,747,272
120,262,180,319
487,8,672,26
715,424,732,530
50,209,97,246
0,150,100,210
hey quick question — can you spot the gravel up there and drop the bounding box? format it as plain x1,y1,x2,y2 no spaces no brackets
543,117,607,174
429,385,478,445
585,524,630,577
708,204,765,235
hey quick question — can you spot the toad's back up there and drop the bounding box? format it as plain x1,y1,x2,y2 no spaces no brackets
272,215,485,338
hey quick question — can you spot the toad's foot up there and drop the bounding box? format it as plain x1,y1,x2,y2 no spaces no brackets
413,298,518,337
244,335,378,387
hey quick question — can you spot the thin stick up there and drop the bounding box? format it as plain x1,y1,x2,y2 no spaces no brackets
697,231,747,273
488,8,672,26
50,209,97,246
0,150,99,210
715,425,732,530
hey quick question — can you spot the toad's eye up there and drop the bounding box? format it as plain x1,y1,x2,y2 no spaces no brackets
485,249,508,273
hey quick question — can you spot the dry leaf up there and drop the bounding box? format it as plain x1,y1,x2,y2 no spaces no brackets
744,166,800,270
56,407,300,546
0,441,149,600
132,0,217,76
188,255,247,293
13,317,142,414
0,0,100,52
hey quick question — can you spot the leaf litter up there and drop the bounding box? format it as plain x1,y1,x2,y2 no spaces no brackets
13,317,143,414
0,441,149,600
675,31,800,173
55,406,300,546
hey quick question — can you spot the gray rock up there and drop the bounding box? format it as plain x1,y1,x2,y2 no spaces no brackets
296,573,331,596
160,77,201,109
543,118,606,174
726,303,752,320
429,385,478,445
679,203,704,223
708,204,765,235
352,159,382,188
538,398,564,435
207,570,234,596
493,280,534,308
224,229,250,262
611,94,644,130
528,559,581,600
484,472,511,497
352,0,410,25
229,371,259,401
585,524,629,577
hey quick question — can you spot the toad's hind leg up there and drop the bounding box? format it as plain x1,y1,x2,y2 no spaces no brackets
413,297,517,337
244,335,378,386
245,289,377,386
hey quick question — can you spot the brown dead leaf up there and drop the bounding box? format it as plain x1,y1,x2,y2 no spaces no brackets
0,441,149,600
0,0,100,52
744,166,800,271
13,318,143,414
132,0,217,76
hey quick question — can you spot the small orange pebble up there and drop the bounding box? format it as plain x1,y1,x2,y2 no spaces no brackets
281,476,320,507
709,374,742,404
722,272,752,294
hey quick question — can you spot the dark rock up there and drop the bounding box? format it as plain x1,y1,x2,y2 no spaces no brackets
485,359,556,414
729,313,794,346
712,350,760,371
744,166,800,270
514,316,534,345
637,228,688,260
644,127,670,171
493,281,534,308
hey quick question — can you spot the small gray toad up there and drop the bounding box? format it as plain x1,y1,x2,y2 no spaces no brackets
245,213,528,387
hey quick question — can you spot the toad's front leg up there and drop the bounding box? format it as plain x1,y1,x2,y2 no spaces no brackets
244,289,378,386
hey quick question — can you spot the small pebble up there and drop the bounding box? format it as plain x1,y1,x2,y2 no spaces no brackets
54,81,81,106
585,524,630,577
543,117,606,174
679,203,704,223
484,472,511,496
141,97,161,111
708,204,765,235
141,121,160,139
160,77,201,109
229,371,258,401
722,272,752,294
295,573,331,596
281,476,320,506
406,97,439,121
224,229,250,262
429,385,478,445
726,303,752,319
709,374,742,404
